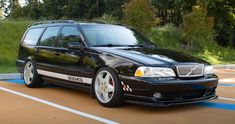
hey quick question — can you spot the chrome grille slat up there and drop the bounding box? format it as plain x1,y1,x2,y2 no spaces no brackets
176,64,204,78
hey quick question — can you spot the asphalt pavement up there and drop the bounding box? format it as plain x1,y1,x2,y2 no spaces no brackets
0,69,234,124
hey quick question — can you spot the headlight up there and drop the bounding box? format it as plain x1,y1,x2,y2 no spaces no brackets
204,66,213,75
135,67,176,77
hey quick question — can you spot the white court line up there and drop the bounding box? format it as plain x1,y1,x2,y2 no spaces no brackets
219,78,235,83
0,86,119,124
214,71,235,75
219,97,235,102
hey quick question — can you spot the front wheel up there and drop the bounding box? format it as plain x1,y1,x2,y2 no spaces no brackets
93,67,124,107
23,61,43,88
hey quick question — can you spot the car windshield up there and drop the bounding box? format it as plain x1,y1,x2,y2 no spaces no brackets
81,25,155,47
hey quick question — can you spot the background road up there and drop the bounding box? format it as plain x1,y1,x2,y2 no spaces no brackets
0,69,235,124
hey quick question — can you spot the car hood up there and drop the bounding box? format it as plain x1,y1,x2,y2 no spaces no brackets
92,47,210,66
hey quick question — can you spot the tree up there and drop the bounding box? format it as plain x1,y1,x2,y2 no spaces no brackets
10,0,42,19
122,0,159,34
40,0,101,19
151,0,197,25
0,9,3,19
181,4,214,48
206,0,235,47
0,0,11,17
13,0,19,8
103,0,129,19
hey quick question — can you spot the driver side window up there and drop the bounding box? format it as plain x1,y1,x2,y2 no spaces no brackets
57,26,82,48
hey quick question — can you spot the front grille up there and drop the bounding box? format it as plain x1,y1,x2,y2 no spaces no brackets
176,64,204,78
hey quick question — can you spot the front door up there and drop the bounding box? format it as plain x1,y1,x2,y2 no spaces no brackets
50,25,93,85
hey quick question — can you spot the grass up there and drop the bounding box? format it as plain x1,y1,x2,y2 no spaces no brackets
0,20,234,74
0,20,32,73
191,46,235,64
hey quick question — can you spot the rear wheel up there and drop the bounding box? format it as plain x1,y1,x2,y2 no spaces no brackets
93,67,124,107
23,61,43,88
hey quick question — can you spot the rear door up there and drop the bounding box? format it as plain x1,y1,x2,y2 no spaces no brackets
35,26,61,72
17,27,45,73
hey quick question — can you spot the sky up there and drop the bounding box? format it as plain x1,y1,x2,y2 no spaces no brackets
19,0,27,7
19,0,44,7
1,0,43,18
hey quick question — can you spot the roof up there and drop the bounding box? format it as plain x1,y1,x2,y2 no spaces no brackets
29,20,121,28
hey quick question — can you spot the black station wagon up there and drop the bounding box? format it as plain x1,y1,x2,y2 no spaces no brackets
17,20,218,107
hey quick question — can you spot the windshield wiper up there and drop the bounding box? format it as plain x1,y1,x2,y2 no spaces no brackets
126,44,156,48
93,44,156,48
94,44,127,47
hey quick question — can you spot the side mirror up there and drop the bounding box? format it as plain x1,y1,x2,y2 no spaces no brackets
67,42,82,50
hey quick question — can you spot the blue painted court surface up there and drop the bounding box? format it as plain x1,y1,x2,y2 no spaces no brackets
3,79,235,111
196,102,235,111
4,79,56,87
218,83,235,87
5,79,25,85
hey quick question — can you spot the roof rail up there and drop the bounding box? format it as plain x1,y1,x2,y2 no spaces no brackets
32,20,75,26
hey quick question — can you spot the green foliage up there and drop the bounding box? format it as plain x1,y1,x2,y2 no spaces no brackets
92,14,118,24
0,0,11,16
152,0,235,47
148,24,235,64
150,24,181,48
122,0,160,34
0,20,32,73
152,0,197,25
193,46,235,64
10,1,42,20
181,5,214,48
213,8,235,47
103,0,129,19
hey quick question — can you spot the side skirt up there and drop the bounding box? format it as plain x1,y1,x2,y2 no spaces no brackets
36,69,93,94
42,76,91,93
37,69,92,85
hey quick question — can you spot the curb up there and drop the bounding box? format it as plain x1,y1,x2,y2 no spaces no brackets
0,73,22,80
213,65,235,69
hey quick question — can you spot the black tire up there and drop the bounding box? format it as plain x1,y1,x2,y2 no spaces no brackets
23,60,43,88
93,67,124,107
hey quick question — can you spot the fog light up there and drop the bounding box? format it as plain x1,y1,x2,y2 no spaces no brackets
153,92,162,98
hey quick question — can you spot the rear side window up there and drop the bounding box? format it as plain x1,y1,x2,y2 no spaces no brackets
40,26,60,47
57,26,82,48
23,28,44,46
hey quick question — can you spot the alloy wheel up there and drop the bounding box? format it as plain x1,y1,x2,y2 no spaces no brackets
24,62,34,85
95,70,115,103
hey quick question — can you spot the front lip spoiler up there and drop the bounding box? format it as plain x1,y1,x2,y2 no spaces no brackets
125,94,218,107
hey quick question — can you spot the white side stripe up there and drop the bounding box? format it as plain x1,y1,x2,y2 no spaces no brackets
37,69,92,84
0,86,119,124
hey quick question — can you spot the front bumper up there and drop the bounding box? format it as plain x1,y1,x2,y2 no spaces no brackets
125,93,217,106
121,75,218,106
